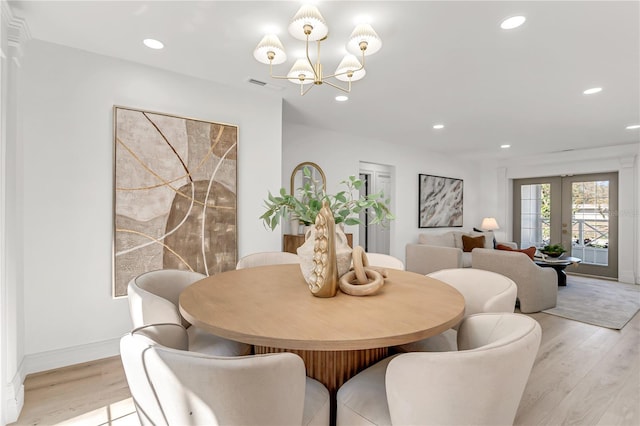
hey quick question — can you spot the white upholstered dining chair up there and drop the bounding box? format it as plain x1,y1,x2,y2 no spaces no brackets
127,269,251,356
120,323,331,426
337,312,542,426
398,268,517,352
364,253,405,270
236,251,300,269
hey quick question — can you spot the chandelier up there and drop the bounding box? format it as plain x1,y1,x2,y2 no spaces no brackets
253,4,382,96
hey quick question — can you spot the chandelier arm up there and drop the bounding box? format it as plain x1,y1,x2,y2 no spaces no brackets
323,50,366,80
268,61,298,80
323,79,352,94
302,84,315,96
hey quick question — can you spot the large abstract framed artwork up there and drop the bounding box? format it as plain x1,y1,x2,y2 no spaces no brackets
418,174,463,228
113,106,238,298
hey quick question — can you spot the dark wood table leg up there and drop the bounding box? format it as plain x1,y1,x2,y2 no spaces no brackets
556,266,567,286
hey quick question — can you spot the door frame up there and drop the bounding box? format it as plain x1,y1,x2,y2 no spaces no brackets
513,172,618,279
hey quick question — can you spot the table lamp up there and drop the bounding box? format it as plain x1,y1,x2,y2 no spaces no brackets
481,217,500,231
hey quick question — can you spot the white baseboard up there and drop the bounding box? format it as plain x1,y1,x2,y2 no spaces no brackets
618,270,637,285
4,338,121,423
4,367,25,424
24,337,121,376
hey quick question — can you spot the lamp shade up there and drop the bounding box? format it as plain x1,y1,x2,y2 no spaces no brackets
481,217,500,231
334,54,366,82
253,34,287,65
288,5,329,41
287,59,315,84
347,23,382,56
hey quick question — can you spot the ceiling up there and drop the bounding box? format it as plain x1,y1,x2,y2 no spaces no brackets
10,1,640,160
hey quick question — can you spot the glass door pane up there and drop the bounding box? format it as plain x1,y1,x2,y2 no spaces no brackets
513,177,561,251
562,173,618,278
520,183,551,248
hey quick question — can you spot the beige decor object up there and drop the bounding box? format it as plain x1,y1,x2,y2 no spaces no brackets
339,246,386,296
297,200,352,297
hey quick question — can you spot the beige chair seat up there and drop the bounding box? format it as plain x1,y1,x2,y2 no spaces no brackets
127,269,251,357
337,313,542,426
398,268,517,352
236,251,300,269
364,253,405,270
121,323,330,426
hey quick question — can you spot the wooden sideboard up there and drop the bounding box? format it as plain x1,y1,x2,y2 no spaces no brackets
283,233,353,254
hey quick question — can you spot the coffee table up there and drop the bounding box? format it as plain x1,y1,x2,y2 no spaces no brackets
534,256,581,286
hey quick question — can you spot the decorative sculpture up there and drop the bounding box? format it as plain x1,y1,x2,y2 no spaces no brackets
339,246,386,296
298,200,341,297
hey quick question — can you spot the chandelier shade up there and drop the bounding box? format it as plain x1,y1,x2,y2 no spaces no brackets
287,59,315,84
253,3,381,95
347,23,382,56
253,34,287,65
335,54,366,82
288,5,329,41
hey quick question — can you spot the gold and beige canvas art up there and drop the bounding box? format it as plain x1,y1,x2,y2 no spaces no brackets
113,106,237,297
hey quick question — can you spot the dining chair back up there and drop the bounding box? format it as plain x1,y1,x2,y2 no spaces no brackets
128,269,205,328
127,269,251,356
385,313,541,425
236,251,300,269
336,313,541,426
120,323,330,426
365,253,405,270
397,268,517,352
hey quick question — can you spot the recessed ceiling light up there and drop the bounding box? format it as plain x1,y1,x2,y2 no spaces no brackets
583,87,602,95
433,124,444,129
500,16,526,30
625,124,640,130
143,38,164,50
335,95,348,102
500,144,511,149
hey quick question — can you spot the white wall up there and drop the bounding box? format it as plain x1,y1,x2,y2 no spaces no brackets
282,123,490,260
19,40,283,372
497,144,639,284
1,0,28,421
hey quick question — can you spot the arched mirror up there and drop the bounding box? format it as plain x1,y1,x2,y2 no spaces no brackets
290,162,326,195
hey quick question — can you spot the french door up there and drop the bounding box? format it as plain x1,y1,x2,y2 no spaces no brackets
513,172,618,278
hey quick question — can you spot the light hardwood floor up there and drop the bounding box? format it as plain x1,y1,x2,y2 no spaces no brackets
9,276,640,426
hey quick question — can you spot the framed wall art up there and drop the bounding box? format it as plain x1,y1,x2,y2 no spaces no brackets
418,174,463,228
113,106,238,297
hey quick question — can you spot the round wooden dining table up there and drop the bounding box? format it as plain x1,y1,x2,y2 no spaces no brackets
179,264,465,396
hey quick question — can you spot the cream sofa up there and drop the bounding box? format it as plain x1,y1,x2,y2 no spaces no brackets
405,230,516,275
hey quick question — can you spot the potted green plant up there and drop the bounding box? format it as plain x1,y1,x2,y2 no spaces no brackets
541,243,566,258
260,167,394,230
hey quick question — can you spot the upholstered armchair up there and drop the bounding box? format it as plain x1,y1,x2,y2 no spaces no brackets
364,253,405,270
120,323,330,426
472,248,558,313
127,269,251,356
236,251,300,269
397,268,517,352
336,313,542,426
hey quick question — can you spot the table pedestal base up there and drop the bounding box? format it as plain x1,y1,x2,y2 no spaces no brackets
254,346,388,394
254,346,389,425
